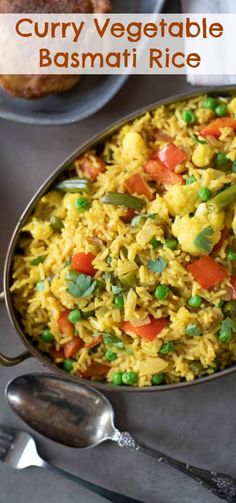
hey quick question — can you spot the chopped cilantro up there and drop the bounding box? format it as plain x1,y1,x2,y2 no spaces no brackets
193,226,214,253
147,256,167,273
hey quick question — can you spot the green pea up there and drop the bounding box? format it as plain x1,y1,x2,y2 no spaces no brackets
63,359,74,372
122,371,138,386
198,187,212,202
203,97,218,110
149,237,161,249
182,109,196,124
185,323,202,337
50,215,64,232
74,197,90,212
227,248,236,261
68,309,82,324
232,161,236,173
215,152,228,168
165,238,178,250
36,280,45,292
188,295,202,309
160,341,174,354
114,293,124,309
151,373,165,385
218,328,232,343
112,372,123,385
41,329,54,343
215,104,228,117
105,349,118,361
155,285,170,301
186,175,197,185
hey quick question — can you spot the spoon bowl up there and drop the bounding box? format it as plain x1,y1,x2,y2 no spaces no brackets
7,373,117,448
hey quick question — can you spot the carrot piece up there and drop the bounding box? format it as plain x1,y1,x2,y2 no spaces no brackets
230,276,236,299
121,208,136,223
144,159,183,185
155,143,187,171
187,256,228,289
212,228,229,254
49,348,64,361
85,335,103,350
64,336,83,359
124,173,152,200
200,118,236,138
77,361,110,379
122,317,169,341
75,154,106,181
58,310,74,338
71,252,97,277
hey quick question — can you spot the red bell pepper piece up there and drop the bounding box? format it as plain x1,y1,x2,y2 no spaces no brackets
212,228,228,254
155,143,187,171
75,154,106,181
49,348,64,361
58,310,74,338
144,159,183,186
77,361,110,379
64,336,83,359
187,256,228,289
85,335,103,350
122,317,169,341
230,276,236,299
71,252,97,276
124,173,152,200
200,118,236,138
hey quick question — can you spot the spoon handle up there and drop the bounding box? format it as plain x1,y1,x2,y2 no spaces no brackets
44,461,144,503
115,431,236,502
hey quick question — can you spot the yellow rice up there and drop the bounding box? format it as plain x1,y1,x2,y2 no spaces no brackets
10,93,236,386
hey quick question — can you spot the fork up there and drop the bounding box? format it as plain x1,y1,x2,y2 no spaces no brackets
0,425,143,503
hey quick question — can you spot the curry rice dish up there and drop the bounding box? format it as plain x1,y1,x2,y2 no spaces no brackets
11,94,236,386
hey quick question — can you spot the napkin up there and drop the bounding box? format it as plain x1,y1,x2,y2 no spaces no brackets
181,0,236,85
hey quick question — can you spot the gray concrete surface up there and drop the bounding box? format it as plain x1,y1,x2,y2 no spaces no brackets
0,75,233,503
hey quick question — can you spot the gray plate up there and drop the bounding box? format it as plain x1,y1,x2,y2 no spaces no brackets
0,0,165,125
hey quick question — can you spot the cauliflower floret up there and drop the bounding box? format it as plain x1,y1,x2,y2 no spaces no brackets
122,131,148,161
172,203,224,255
148,194,169,220
200,168,228,191
23,218,53,240
231,202,236,236
163,182,200,217
192,144,214,168
228,97,236,115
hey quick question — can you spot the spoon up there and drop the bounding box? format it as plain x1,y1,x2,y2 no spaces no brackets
7,373,236,503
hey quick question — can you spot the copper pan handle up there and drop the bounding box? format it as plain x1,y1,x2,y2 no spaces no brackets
0,291,32,366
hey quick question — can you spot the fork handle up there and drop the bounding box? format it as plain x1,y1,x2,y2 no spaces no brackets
115,432,236,503
42,460,143,503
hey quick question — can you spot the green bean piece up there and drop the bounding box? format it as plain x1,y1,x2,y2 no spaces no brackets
119,272,138,289
55,177,92,193
50,216,64,232
223,301,236,317
102,192,144,211
207,184,236,212
189,361,203,373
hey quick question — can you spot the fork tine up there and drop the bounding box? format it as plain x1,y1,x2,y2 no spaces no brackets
0,424,15,440
0,432,13,441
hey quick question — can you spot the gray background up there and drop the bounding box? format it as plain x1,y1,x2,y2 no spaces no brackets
0,74,235,503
